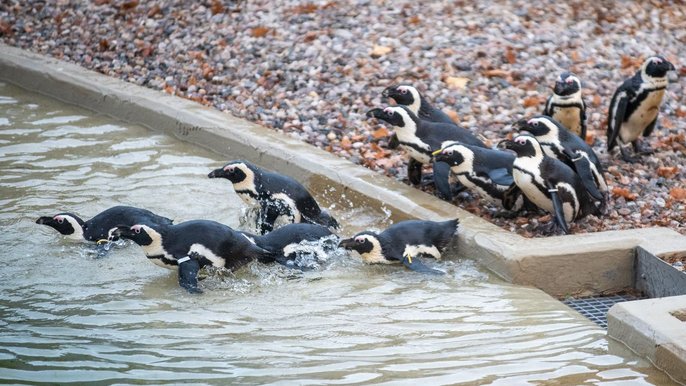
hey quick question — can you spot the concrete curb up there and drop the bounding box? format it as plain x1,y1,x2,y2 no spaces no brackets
2,43,686,297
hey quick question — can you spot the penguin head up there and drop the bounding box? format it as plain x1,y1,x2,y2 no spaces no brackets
366,106,416,129
553,72,581,96
642,55,676,78
498,135,543,158
36,213,85,240
513,116,560,138
112,224,157,246
433,142,466,167
318,209,340,230
381,85,420,112
208,161,254,184
338,232,385,263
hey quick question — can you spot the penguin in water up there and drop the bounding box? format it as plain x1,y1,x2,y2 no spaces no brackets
242,223,337,270
381,84,456,150
607,55,676,162
366,106,486,200
208,161,338,234
113,220,271,293
513,115,608,211
432,142,524,211
499,135,600,235
36,205,173,243
338,219,459,275
543,72,587,139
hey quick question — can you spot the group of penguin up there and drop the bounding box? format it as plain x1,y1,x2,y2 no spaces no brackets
371,55,675,234
37,160,459,293
36,54,675,294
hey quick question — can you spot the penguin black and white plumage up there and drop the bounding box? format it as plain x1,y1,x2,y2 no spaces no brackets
208,160,338,234
543,72,587,139
36,205,173,243
513,115,608,210
607,55,676,162
432,142,523,211
338,219,459,274
243,223,336,269
114,220,271,293
366,106,486,200
499,135,600,235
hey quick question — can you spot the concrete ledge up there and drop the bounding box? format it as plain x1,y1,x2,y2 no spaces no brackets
2,43,686,297
608,296,686,384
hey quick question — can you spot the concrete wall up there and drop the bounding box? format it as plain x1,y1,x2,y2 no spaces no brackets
3,43,686,298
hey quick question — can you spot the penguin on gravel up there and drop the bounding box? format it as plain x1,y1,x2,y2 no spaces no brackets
208,161,338,234
366,106,486,200
36,205,173,243
338,219,459,275
513,115,608,210
382,84,456,149
543,72,587,139
432,142,524,211
242,223,337,269
499,135,600,235
113,220,271,293
607,55,676,162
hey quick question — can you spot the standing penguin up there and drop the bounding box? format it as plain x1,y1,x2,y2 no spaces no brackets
36,205,173,243
113,220,271,293
432,142,524,211
243,223,336,269
338,219,459,275
543,72,587,139
607,55,676,162
208,161,338,234
499,135,600,235
366,106,485,200
513,115,608,210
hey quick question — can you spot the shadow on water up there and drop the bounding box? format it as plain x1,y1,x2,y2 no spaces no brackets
0,83,677,384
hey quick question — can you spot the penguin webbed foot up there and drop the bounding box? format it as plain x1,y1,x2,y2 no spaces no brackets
178,254,203,294
537,219,567,236
619,145,640,163
632,139,653,155
400,255,444,275
407,159,423,186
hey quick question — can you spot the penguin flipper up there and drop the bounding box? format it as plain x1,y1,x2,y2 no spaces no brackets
407,158,423,185
502,183,522,211
178,256,203,294
546,184,569,235
487,168,514,187
400,255,444,275
387,133,400,149
580,97,588,140
432,161,453,201
258,203,280,234
607,94,628,151
567,152,604,201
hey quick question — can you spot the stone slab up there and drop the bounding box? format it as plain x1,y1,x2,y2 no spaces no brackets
2,43,686,298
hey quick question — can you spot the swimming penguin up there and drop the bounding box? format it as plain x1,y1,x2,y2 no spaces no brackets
607,55,676,162
338,219,459,275
499,135,600,235
513,116,608,210
242,223,336,269
113,220,271,293
543,72,587,139
208,161,338,234
382,84,457,150
36,206,173,243
366,106,485,200
432,142,524,211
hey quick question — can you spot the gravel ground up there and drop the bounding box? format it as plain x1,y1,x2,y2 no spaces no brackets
1,0,685,237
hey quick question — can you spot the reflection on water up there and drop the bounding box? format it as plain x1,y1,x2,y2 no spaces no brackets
0,83,674,384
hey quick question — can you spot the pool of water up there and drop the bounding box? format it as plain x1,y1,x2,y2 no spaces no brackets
0,83,675,384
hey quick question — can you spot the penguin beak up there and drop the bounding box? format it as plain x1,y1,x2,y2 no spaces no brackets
511,119,528,133
381,85,395,98
338,238,356,249
365,108,384,119
207,168,224,179
553,81,566,95
112,225,132,238
36,216,52,225
668,61,676,71
497,139,514,150
432,149,446,162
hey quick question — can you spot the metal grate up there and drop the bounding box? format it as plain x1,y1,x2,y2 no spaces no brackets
563,294,643,329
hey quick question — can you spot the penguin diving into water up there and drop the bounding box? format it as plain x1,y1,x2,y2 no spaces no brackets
208,160,338,234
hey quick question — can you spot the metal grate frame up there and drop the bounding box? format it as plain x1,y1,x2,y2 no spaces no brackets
563,294,643,329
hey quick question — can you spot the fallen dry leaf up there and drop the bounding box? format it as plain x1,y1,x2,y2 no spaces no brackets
370,45,393,58
340,136,352,150
251,26,270,38
522,96,543,108
505,47,516,64
371,127,389,139
670,187,686,201
444,109,459,123
585,132,595,145
657,166,678,178
444,76,469,89
483,69,510,78
408,15,421,25
612,187,638,201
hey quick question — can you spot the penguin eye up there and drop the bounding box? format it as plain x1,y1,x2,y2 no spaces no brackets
225,166,235,173
653,58,663,64
134,228,141,234
399,88,408,95
386,109,394,116
566,78,573,84
446,149,454,156
355,237,364,244
515,137,527,145
56,218,63,224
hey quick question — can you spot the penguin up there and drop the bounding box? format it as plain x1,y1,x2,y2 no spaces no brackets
242,223,336,269
432,142,524,211
36,205,173,243
338,219,459,275
543,72,587,139
366,106,486,200
208,160,338,234
513,115,608,210
382,84,456,150
113,220,271,293
607,55,676,162
499,135,600,235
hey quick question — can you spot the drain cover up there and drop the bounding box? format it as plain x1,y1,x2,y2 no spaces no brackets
563,294,643,328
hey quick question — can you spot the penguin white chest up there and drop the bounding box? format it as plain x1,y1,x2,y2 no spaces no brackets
270,193,302,224
400,145,431,164
552,107,582,135
622,89,665,142
512,169,553,214
238,193,258,206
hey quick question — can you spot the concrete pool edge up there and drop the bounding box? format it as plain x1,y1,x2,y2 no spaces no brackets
2,43,686,298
